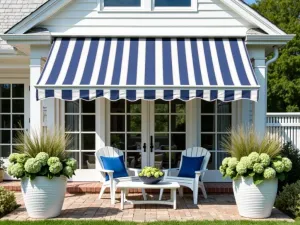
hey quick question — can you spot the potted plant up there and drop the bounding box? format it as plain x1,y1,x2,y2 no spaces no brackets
0,159,5,182
139,167,164,184
7,129,77,219
219,127,292,219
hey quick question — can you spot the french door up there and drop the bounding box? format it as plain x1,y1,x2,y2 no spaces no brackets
108,99,187,170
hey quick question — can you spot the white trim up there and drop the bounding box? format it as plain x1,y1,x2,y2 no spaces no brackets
246,34,295,46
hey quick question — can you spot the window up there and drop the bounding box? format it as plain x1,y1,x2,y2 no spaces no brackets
155,0,191,7
104,0,141,7
65,100,96,169
200,100,232,170
0,84,25,157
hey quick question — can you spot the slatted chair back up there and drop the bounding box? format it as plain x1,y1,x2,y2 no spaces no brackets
180,147,211,173
95,146,124,182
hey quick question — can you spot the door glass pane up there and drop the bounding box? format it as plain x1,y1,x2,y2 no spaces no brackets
154,153,165,169
155,100,169,113
81,115,95,131
127,152,141,168
171,152,181,168
171,115,186,132
111,100,125,113
155,115,168,132
82,100,95,113
81,134,95,150
82,152,95,169
201,101,215,113
111,134,125,150
127,115,141,132
12,84,24,98
0,100,10,113
127,100,141,113
12,100,24,113
0,130,11,144
217,134,228,150
201,134,215,150
67,134,79,150
104,0,141,7
218,102,231,114
68,152,80,168
110,115,125,132
0,115,10,128
201,115,215,132
217,152,229,168
127,134,141,150
155,0,191,7
0,84,10,98
13,115,24,128
65,115,79,131
0,145,10,157
155,133,169,150
65,101,79,113
207,152,215,170
217,115,231,132
171,100,185,113
171,134,186,150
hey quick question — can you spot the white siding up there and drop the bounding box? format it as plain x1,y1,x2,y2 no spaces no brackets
39,0,255,36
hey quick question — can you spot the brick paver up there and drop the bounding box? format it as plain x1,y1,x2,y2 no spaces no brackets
1,192,293,222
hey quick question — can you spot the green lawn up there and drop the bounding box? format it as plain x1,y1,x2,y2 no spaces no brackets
0,221,297,225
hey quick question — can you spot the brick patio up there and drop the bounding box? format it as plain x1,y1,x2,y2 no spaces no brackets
1,192,293,222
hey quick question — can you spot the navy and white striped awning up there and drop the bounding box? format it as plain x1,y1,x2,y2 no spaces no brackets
36,38,259,102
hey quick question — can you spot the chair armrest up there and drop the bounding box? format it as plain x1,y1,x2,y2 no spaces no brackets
127,168,141,176
195,169,208,174
98,169,114,174
164,168,180,176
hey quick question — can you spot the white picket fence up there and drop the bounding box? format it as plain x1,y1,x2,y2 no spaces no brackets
266,113,300,150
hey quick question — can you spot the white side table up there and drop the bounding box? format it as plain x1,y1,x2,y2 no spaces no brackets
116,180,180,210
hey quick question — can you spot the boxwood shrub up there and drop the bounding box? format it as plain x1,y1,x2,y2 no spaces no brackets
0,187,17,216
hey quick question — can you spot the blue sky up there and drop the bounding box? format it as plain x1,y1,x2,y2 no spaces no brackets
245,0,256,4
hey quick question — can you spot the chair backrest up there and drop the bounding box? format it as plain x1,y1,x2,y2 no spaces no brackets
95,146,124,182
179,147,211,172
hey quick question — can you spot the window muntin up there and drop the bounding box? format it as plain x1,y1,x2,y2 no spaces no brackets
65,100,96,169
104,0,141,7
200,100,232,170
155,0,191,7
0,84,25,158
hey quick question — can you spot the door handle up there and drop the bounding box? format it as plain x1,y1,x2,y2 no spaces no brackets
143,143,146,153
150,136,154,153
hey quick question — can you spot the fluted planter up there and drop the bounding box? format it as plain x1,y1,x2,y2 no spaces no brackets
21,176,67,219
233,177,278,219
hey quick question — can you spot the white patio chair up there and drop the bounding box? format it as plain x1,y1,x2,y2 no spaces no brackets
159,147,211,205
95,146,147,205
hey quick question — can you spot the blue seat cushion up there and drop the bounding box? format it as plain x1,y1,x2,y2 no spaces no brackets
100,155,128,181
178,155,204,178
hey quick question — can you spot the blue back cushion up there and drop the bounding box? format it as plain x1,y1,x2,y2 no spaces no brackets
100,155,128,181
178,155,204,178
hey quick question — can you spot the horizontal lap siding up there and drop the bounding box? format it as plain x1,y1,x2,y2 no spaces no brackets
40,0,253,36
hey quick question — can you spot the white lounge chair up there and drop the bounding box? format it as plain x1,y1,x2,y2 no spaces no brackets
95,146,147,205
159,147,211,205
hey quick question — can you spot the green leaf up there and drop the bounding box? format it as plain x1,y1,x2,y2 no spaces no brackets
277,173,286,181
249,172,256,177
253,174,264,186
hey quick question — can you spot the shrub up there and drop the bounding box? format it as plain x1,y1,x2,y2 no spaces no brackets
0,187,17,216
275,180,300,218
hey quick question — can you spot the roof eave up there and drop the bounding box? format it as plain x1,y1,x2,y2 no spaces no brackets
246,34,295,46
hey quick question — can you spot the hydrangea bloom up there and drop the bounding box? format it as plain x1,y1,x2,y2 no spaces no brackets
47,157,60,166
263,167,276,179
24,158,42,174
8,153,19,163
272,161,285,173
282,157,292,172
154,172,160,178
7,164,13,176
219,165,226,176
35,152,49,166
16,154,28,164
49,162,63,174
259,153,271,167
222,157,230,167
240,156,252,169
146,172,151,177
228,157,238,169
10,163,25,178
236,162,247,175
253,163,264,174
248,152,260,164
226,167,236,177
66,158,77,170
63,166,73,177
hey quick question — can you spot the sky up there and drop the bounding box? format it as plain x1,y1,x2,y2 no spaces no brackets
245,0,256,4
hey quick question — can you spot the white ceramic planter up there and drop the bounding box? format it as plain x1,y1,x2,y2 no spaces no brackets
233,177,278,219
21,176,67,219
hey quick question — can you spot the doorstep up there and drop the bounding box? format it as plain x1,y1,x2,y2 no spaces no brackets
0,181,232,194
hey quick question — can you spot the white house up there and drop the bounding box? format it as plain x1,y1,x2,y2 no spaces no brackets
0,0,294,182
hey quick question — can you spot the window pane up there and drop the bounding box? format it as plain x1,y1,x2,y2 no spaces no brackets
127,115,141,132
0,130,11,144
67,134,79,150
127,134,141,150
171,100,185,113
82,115,95,131
201,100,215,113
104,0,141,7
201,134,215,150
81,134,95,150
12,84,24,98
155,100,169,113
127,100,141,113
171,134,186,150
155,133,169,150
12,130,22,143
67,152,80,168
111,134,125,150
82,100,95,113
111,115,125,132
0,100,10,113
171,152,181,168
171,115,186,132
12,100,24,113
218,102,231,114
217,115,231,132
155,115,169,132
154,152,165,169
111,100,125,113
0,84,10,98
207,152,215,170
0,115,10,128
127,152,142,169
0,145,10,157
65,115,79,131
65,101,79,113
217,134,228,150
82,152,95,169
13,115,24,128
155,0,191,7
201,115,215,132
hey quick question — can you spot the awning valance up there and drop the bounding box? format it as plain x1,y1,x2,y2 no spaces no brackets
36,38,259,102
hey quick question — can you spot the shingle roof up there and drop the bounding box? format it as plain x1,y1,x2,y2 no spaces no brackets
0,0,49,50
